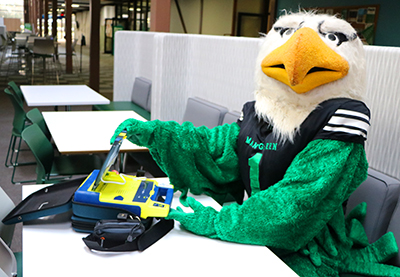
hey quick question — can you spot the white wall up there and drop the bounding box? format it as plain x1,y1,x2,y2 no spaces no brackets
170,0,234,36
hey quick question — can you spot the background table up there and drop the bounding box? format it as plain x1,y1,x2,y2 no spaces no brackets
22,182,298,277
20,85,110,108
42,110,147,154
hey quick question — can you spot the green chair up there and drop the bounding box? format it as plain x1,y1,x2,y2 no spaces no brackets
7,81,24,105
4,88,35,184
21,123,104,184
25,108,51,141
93,77,151,120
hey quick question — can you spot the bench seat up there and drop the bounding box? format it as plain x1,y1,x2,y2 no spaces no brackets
93,102,151,120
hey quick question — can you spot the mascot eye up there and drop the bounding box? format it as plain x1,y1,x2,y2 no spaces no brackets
325,32,349,46
274,27,296,37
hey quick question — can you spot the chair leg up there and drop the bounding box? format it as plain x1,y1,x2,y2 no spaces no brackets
6,134,36,171
11,137,35,167
11,163,37,184
5,134,16,168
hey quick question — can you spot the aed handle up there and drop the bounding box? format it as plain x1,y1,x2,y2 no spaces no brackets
164,188,174,206
151,186,174,205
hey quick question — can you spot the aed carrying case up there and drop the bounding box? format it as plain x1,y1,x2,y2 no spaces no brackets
3,130,175,252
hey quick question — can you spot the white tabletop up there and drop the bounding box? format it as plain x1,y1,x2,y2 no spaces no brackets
20,85,110,107
22,182,298,277
43,110,147,154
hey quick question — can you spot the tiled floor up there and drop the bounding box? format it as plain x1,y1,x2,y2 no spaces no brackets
0,41,114,100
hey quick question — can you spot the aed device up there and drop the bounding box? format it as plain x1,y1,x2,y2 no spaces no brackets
73,130,174,219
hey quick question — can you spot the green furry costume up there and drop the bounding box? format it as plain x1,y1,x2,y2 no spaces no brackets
112,108,400,276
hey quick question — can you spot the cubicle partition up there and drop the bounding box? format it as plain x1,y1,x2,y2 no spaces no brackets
113,31,400,181
114,31,260,122
113,31,156,102
363,46,400,180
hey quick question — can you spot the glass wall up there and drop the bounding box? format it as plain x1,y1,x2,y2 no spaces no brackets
0,0,23,18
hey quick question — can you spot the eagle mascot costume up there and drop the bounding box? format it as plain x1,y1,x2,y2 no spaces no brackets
112,12,400,277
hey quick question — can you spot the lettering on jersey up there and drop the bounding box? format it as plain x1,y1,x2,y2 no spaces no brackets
245,136,277,151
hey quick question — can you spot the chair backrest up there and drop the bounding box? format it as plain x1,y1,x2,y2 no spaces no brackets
345,168,400,243
4,88,26,136
131,77,152,112
182,97,228,128
26,35,36,51
26,108,51,140
385,193,400,267
72,38,78,52
21,124,55,183
33,38,55,55
7,81,23,105
222,110,241,125
0,187,16,247
0,237,17,277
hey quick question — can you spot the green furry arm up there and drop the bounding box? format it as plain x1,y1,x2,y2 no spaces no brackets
112,118,243,203
168,139,368,251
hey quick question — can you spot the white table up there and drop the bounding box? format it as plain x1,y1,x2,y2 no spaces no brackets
20,85,110,108
42,110,147,154
22,183,298,277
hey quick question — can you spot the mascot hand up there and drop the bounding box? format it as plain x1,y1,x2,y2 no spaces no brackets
110,118,140,144
167,197,219,238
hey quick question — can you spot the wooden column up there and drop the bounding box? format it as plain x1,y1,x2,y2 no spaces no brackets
39,0,43,36
44,0,48,35
52,0,57,38
150,0,171,32
24,0,29,27
65,0,72,73
89,0,100,91
32,0,36,33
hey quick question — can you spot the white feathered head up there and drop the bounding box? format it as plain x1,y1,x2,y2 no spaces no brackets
254,11,366,142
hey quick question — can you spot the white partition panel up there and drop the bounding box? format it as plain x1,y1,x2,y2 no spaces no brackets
113,31,156,101
152,33,261,122
188,35,260,113
151,33,192,121
364,45,400,180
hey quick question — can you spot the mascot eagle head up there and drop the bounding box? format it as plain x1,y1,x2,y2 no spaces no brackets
254,11,366,142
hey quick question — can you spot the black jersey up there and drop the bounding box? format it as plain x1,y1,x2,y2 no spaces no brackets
236,98,370,196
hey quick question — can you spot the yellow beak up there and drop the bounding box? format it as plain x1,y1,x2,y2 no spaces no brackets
261,27,349,94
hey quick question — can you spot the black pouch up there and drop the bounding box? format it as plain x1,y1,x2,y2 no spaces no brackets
83,213,174,252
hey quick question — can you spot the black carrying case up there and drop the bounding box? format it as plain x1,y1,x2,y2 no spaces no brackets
2,177,85,225
2,177,174,252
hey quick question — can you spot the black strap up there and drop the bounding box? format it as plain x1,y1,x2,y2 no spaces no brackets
82,218,174,252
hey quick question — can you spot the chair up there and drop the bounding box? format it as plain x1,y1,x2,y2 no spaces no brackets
31,38,59,84
93,77,152,120
182,97,228,128
129,97,228,177
338,170,400,277
0,187,16,247
21,123,104,184
58,38,78,72
25,108,52,141
0,187,20,277
345,168,400,243
7,81,24,105
386,192,400,267
222,110,241,125
0,238,17,277
4,88,35,181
